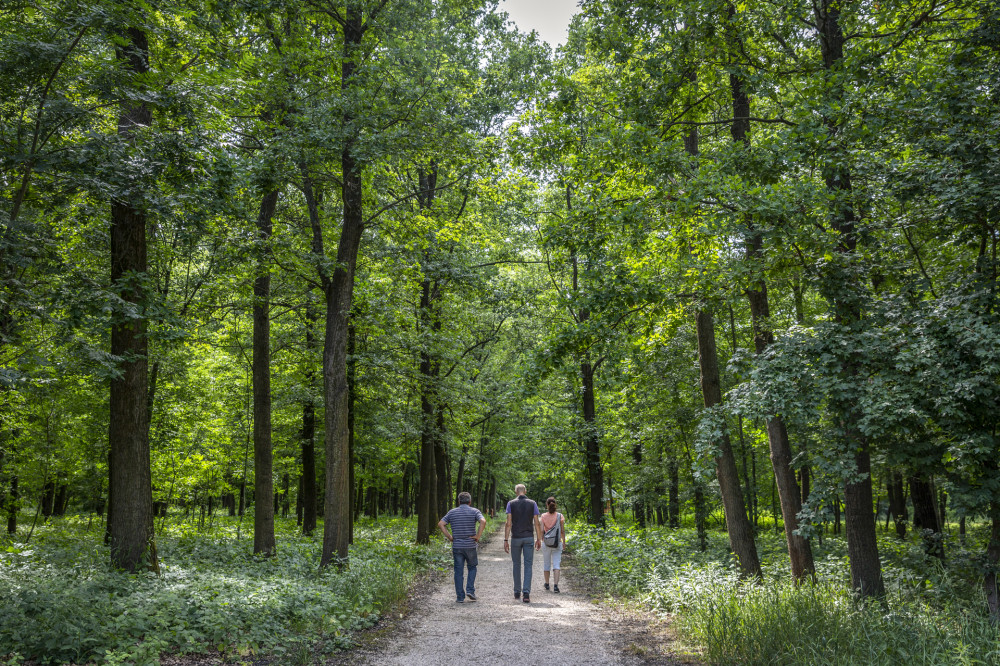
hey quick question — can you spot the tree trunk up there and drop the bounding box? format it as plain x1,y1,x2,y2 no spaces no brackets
581,360,603,526
415,165,441,542
814,0,885,599
108,25,157,574
455,444,467,507
910,475,944,559
985,502,1000,621
6,475,16,534
347,317,356,544
300,243,319,537
435,406,449,517
633,441,645,528
887,471,907,538
728,20,812,579
253,189,278,557
54,482,68,516
696,310,762,578
695,484,707,551
668,455,680,528
41,480,55,517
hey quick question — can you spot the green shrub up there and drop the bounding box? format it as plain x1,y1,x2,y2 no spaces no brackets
0,514,454,664
568,522,1000,665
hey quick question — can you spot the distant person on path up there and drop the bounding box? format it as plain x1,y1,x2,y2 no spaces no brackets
540,497,567,593
504,483,542,603
439,491,487,603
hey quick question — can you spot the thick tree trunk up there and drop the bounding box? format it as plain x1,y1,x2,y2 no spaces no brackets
253,190,278,557
696,310,762,578
887,471,907,538
815,0,885,599
108,25,157,574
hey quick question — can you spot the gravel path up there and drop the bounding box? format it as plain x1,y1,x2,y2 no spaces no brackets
366,533,641,666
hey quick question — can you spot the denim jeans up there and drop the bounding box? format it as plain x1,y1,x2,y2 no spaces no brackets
453,547,478,601
509,536,535,594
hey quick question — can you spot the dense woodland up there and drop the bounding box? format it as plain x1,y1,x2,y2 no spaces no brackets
2,0,1000,662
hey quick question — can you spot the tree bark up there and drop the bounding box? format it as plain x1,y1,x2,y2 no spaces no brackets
887,471,907,538
108,24,157,574
347,316,356,544
435,406,449,517
415,274,437,544
581,359,604,526
6,475,16,535
696,310,762,578
253,189,278,557
910,475,944,559
814,0,885,599
633,441,645,528
668,455,680,528
727,8,813,580
985,501,1000,621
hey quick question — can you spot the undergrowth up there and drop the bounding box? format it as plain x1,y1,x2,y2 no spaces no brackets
569,521,1000,665
0,513,464,665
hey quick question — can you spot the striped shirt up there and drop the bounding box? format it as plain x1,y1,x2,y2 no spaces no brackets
441,504,484,548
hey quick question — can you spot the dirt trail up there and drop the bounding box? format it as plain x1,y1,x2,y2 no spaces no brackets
351,531,641,665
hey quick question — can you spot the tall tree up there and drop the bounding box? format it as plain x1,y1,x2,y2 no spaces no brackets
107,19,158,574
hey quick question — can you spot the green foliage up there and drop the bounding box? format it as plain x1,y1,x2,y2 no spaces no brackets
0,515,449,665
571,521,1000,665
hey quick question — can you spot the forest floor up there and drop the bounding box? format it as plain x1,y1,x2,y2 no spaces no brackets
334,530,698,666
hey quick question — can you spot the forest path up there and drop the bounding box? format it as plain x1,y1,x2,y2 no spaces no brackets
344,530,646,665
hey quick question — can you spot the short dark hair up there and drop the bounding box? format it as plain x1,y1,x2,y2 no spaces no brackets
458,492,472,505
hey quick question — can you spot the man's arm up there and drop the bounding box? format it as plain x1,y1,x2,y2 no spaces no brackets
504,513,511,553
437,519,453,543
473,516,487,542
533,514,543,550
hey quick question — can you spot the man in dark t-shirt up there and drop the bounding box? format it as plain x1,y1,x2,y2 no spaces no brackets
503,484,542,603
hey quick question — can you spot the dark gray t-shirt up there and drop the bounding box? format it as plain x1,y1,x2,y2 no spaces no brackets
506,495,539,538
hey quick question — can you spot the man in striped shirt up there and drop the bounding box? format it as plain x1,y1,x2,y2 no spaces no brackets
439,492,487,603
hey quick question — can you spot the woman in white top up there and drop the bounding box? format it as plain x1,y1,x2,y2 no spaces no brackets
540,497,567,592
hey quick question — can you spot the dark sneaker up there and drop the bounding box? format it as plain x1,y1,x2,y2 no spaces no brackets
514,592,521,599
466,592,477,602
554,585,560,593
544,583,550,591
456,598,464,603
522,593,531,603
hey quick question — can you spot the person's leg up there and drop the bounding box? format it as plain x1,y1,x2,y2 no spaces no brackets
552,548,562,588
510,537,525,594
465,548,478,596
453,548,466,601
522,539,534,595
543,545,552,587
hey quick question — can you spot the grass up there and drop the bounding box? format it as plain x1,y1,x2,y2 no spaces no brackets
568,520,1000,665
0,511,476,665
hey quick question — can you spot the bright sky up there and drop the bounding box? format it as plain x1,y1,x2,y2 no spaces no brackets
500,0,580,49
